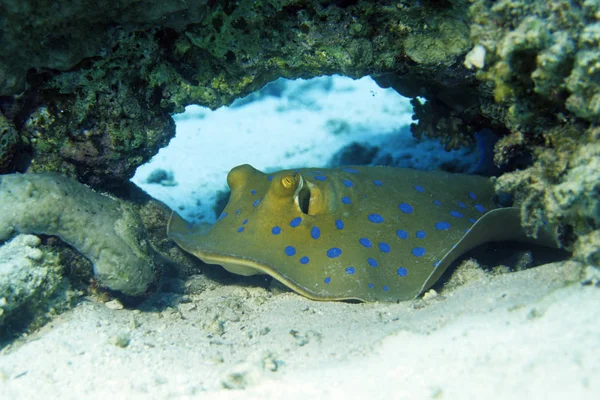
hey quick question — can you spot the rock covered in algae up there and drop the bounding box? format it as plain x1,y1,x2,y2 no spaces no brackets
0,113,18,173
0,234,74,336
0,0,477,187
469,0,600,125
0,173,157,296
494,127,600,267
464,0,600,271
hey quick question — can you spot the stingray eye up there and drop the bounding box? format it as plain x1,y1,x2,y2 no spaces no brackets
280,174,297,190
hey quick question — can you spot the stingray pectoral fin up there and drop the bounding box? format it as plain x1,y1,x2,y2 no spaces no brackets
168,211,212,238
167,211,211,258
419,207,563,296
167,212,259,276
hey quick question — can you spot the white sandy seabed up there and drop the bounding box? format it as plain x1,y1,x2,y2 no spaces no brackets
0,76,599,399
0,262,598,399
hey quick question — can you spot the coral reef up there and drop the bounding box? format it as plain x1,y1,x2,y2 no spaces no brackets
0,234,76,338
0,173,157,296
469,0,600,266
0,113,18,173
0,0,476,188
409,97,476,151
0,1,209,96
0,170,205,340
469,0,600,127
0,0,597,290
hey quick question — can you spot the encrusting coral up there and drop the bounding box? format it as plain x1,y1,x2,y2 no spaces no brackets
0,113,18,173
0,234,76,339
0,173,158,296
468,0,600,266
1,0,480,189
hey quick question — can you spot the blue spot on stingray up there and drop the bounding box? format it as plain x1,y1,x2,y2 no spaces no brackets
368,213,384,223
411,247,426,257
267,175,273,181
433,200,441,206
311,226,321,239
345,267,355,275
450,210,464,218
383,286,389,291
475,204,486,213
397,267,408,277
290,217,302,227
373,180,383,186
379,242,390,253
435,221,451,230
218,212,228,221
253,199,261,207
342,168,359,173
367,258,378,267
457,201,466,208
469,192,477,200
235,209,241,215
285,246,296,256
324,277,331,284
237,227,245,233
327,248,342,258
398,203,414,214
396,229,408,239
335,219,344,230
359,238,372,248
314,175,327,181
416,230,426,239
469,218,477,224
414,185,425,192
434,260,442,267
300,256,310,264
343,179,354,187
250,189,256,195
342,196,352,204
242,219,248,225
368,283,374,289
271,226,281,235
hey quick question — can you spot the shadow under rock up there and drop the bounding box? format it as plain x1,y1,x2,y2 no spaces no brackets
429,241,572,296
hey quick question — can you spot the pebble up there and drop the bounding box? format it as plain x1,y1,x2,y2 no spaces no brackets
104,299,124,310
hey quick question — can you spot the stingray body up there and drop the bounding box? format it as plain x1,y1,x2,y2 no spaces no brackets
168,164,559,302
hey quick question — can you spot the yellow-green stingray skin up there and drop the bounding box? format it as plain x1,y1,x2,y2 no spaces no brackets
168,164,516,302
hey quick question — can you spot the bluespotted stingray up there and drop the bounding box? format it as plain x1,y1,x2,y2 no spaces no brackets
168,164,560,302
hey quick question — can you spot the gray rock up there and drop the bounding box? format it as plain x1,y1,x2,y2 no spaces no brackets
0,234,64,328
0,173,157,296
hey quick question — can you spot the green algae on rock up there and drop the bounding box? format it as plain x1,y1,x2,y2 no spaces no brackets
469,0,600,125
0,0,476,188
0,173,157,296
464,0,600,270
494,127,600,267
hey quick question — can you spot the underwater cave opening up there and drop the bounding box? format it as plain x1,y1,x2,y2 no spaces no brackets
131,74,482,225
